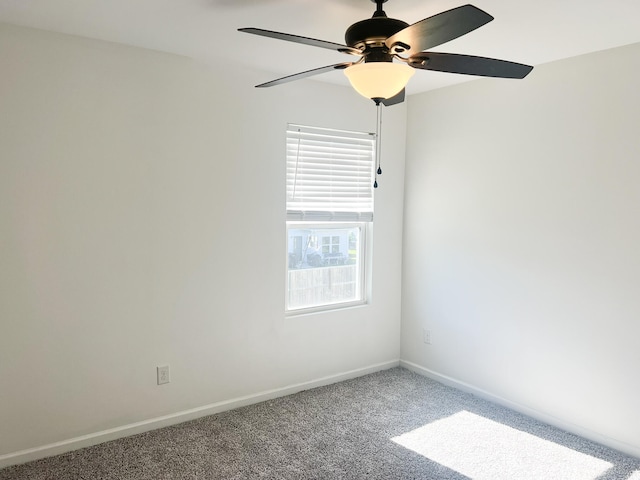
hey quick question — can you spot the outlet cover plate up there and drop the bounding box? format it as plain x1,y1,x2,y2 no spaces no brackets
157,365,170,385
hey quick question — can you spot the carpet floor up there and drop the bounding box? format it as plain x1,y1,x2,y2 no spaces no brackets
1,367,638,479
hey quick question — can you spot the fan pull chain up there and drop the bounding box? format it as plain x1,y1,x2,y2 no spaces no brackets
374,102,383,189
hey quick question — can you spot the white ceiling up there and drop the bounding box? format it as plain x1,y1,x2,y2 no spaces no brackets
1,0,639,95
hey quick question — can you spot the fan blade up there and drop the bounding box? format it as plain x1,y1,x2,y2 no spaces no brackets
256,63,353,88
239,28,361,55
409,52,533,79
381,89,405,106
385,5,493,56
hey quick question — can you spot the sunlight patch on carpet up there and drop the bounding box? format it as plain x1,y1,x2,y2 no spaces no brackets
391,411,612,480
627,471,640,480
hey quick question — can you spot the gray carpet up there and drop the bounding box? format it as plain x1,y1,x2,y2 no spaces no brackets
1,367,638,479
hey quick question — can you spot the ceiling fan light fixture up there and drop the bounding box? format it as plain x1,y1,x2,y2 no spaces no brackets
344,62,414,100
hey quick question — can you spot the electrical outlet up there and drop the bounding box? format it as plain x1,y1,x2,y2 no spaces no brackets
157,365,170,385
423,328,432,345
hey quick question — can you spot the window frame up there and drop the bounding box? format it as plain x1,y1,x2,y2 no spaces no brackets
285,221,368,316
284,123,375,316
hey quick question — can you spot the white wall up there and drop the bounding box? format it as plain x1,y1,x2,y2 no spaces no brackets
0,23,406,463
402,42,640,457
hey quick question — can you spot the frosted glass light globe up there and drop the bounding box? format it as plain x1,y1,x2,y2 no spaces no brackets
344,62,415,100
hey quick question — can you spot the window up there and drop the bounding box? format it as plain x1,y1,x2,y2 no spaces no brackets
321,236,340,254
286,124,374,313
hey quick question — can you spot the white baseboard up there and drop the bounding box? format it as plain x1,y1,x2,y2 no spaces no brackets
0,360,400,469
400,359,640,460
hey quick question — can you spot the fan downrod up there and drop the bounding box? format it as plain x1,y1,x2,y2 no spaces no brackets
345,0,408,51
372,0,389,17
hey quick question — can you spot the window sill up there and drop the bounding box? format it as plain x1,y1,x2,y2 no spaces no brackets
285,300,368,318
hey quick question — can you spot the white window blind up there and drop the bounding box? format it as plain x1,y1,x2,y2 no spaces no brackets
286,124,375,222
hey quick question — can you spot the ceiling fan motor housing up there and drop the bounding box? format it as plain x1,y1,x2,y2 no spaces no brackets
345,16,409,61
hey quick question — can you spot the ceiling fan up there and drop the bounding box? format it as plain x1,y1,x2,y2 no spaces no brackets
239,0,533,105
